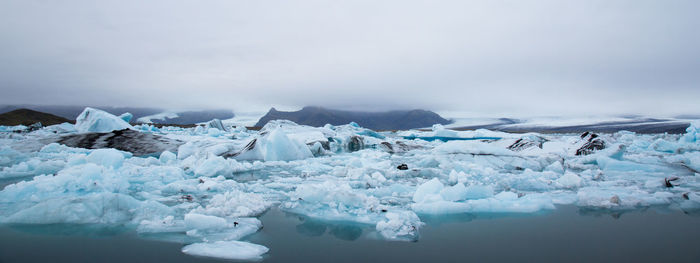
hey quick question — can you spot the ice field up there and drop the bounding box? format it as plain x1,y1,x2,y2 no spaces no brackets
1,108,699,260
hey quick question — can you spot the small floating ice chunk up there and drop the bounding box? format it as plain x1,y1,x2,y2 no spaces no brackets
412,192,554,215
86,148,128,169
181,241,269,261
431,124,458,137
206,119,229,132
177,142,197,160
194,156,231,177
555,172,583,189
494,191,518,200
0,158,66,178
186,217,263,242
463,185,494,200
207,128,224,137
45,122,77,133
137,216,187,233
544,161,564,174
435,140,514,155
184,213,228,230
118,112,133,123
159,151,176,164
376,210,423,241
679,121,699,143
193,190,271,217
413,178,444,203
439,183,468,202
2,193,143,224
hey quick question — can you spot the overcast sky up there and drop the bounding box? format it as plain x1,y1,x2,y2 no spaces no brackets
1,0,698,116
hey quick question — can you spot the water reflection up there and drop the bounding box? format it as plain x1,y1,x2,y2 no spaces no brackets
577,206,700,219
6,223,129,237
327,225,363,241
289,214,366,241
138,232,199,244
295,219,326,237
419,210,551,226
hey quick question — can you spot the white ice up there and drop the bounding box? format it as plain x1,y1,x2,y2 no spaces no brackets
74,107,133,133
181,241,269,260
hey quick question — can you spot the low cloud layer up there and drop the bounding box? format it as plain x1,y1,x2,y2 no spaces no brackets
1,0,698,116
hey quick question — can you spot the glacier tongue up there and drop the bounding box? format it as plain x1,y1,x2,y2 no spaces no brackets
1,120,700,260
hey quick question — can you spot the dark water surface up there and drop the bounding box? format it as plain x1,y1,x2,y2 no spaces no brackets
1,206,699,263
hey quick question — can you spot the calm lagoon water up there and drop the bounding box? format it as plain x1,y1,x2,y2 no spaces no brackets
1,206,699,263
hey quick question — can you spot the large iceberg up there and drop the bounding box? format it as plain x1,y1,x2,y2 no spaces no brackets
74,107,133,133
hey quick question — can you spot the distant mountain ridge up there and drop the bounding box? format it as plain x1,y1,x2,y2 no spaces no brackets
0,105,234,125
0,108,70,126
255,106,452,130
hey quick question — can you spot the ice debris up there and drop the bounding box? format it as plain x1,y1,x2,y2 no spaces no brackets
1,119,699,260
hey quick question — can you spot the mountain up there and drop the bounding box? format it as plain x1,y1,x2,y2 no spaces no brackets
254,106,452,130
0,108,71,126
0,105,234,125
144,110,236,125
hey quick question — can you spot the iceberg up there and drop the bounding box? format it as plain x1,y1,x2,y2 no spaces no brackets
119,112,133,123
74,107,133,133
206,118,229,132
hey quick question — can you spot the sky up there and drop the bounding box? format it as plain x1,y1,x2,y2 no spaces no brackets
1,0,698,117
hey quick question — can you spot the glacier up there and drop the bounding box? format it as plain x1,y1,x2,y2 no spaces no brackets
1,109,699,260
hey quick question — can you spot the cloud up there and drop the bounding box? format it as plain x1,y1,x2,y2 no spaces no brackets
1,0,698,116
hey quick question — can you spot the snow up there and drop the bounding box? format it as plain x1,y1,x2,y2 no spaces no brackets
182,241,269,260
1,118,699,259
74,107,133,133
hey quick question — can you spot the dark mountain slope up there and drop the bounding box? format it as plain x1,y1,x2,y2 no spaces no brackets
0,108,71,126
255,106,451,130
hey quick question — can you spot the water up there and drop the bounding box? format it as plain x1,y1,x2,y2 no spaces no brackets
1,206,699,262
401,136,501,142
